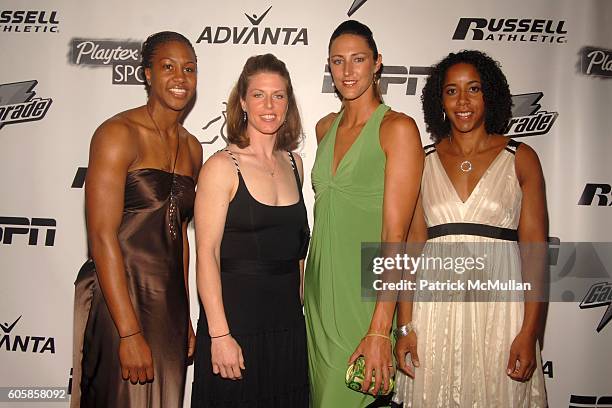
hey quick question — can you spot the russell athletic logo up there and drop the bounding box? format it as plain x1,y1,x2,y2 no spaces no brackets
578,184,612,207
452,18,567,44
0,81,52,130
322,64,432,96
0,216,56,246
503,93,558,138
579,46,612,79
1,316,56,353
69,39,144,85
580,282,612,332
0,10,59,33
196,6,308,45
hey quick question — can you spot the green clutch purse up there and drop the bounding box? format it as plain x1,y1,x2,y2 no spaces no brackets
345,356,394,396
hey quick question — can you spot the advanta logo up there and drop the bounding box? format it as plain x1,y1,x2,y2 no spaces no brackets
579,46,612,79
569,395,612,407
0,10,59,33
503,93,558,137
0,216,56,246
452,18,567,44
0,80,52,130
0,315,56,353
196,6,308,46
578,184,612,206
579,282,612,332
322,64,432,96
69,39,144,85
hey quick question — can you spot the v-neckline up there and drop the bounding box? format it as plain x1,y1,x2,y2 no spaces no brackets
435,141,509,205
330,104,382,178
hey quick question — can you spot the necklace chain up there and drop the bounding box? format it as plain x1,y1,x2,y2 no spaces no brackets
449,135,490,173
146,104,179,172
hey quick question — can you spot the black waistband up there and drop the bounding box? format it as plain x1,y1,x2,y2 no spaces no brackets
427,223,518,241
220,258,299,276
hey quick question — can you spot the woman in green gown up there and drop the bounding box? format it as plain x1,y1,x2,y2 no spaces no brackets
304,20,424,407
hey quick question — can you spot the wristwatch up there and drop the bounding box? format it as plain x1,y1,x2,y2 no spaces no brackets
393,322,414,338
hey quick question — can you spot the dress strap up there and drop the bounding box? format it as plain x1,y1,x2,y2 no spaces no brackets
287,151,302,188
424,143,437,156
223,149,241,173
505,139,522,155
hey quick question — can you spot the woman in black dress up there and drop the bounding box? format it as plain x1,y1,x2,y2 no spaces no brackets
191,53,309,407
71,32,202,407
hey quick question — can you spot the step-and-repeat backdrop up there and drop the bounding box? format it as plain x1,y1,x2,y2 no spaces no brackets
1,0,611,406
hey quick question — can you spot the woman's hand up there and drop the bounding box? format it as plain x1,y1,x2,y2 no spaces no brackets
349,335,393,395
211,335,245,380
119,333,154,384
394,331,419,378
187,321,196,360
506,330,537,382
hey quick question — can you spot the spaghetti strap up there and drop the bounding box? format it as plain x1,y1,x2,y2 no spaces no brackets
223,149,241,173
288,151,303,190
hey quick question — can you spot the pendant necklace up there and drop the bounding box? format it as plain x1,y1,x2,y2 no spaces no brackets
146,104,181,240
266,157,277,177
450,135,490,173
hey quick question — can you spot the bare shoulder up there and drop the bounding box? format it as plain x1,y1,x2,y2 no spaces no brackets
197,150,237,185
89,114,138,161
380,109,421,148
315,112,339,144
513,140,544,184
381,110,418,133
184,128,203,160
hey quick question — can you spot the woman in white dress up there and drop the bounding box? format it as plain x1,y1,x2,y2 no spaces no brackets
392,50,548,407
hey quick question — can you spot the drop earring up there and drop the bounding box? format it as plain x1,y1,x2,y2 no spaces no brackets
243,111,247,122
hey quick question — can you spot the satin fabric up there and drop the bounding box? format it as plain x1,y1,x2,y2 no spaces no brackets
71,169,195,408
393,145,547,407
304,104,390,408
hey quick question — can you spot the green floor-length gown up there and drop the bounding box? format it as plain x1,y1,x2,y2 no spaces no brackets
305,103,390,408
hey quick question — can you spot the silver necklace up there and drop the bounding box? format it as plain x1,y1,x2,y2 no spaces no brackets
449,136,489,173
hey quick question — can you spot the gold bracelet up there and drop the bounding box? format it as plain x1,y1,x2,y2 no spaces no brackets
364,333,391,341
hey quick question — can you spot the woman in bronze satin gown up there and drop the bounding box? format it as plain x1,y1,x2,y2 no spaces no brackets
71,31,202,407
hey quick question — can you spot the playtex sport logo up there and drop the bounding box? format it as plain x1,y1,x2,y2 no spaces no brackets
69,39,144,85
0,80,52,130
579,46,612,79
196,6,308,46
453,18,567,44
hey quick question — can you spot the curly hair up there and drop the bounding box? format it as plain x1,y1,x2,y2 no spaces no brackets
141,31,196,92
226,53,303,151
421,50,512,142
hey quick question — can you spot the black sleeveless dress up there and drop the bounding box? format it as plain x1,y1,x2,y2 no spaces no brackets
72,168,195,407
191,151,309,408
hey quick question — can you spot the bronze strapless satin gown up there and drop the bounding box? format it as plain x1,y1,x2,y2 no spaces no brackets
71,168,195,408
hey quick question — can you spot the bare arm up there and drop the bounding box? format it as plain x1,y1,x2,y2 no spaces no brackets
350,112,424,394
183,134,203,360
194,153,245,380
293,153,307,304
85,119,154,383
395,193,427,377
508,142,548,382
